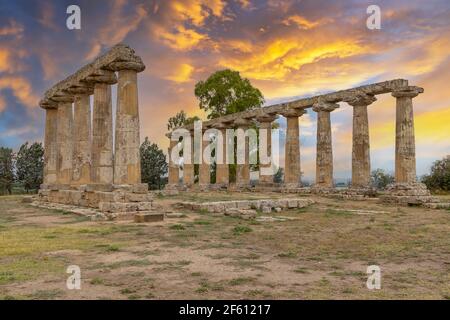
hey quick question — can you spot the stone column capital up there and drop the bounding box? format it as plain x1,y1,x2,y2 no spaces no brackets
234,118,252,128
279,108,306,118
211,122,229,130
50,93,75,103
84,69,117,85
344,93,377,106
312,99,339,113
39,99,57,109
107,59,145,72
256,113,278,123
391,86,424,98
64,84,94,96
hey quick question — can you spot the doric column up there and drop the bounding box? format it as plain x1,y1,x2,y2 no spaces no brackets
108,61,145,185
279,109,305,187
53,94,74,185
42,103,58,185
212,123,229,186
234,118,251,187
391,86,423,183
257,114,278,184
66,85,94,185
344,93,377,188
183,131,195,186
313,99,339,188
198,130,211,186
86,70,117,185
167,133,180,186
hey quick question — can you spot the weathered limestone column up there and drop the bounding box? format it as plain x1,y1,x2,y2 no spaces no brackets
234,119,251,187
87,70,117,185
54,95,74,185
391,86,423,183
109,61,145,185
280,109,305,187
66,85,94,185
183,131,195,186
211,123,229,186
167,133,180,187
198,130,211,187
257,114,278,184
344,93,377,188
42,104,58,185
313,99,339,188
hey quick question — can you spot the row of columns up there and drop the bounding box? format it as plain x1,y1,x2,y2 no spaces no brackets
167,86,423,188
43,65,144,187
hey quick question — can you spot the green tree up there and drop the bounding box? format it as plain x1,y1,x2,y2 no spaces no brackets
140,137,168,190
194,69,264,119
371,168,394,190
167,110,200,131
15,142,44,193
421,155,450,192
0,147,15,195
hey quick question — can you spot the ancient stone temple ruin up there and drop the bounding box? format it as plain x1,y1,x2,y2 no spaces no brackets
165,79,433,205
38,44,158,220
38,44,435,217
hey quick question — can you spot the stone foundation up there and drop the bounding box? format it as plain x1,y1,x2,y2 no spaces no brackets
38,183,155,216
179,198,315,219
379,182,435,205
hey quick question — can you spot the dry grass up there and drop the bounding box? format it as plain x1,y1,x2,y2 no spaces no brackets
0,193,449,300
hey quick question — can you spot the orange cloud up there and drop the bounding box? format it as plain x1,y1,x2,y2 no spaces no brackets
165,63,195,83
154,24,209,51
0,19,24,37
0,76,39,109
0,95,5,113
282,15,332,30
170,0,226,26
220,36,369,82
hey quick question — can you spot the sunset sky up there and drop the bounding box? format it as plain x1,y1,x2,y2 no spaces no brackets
0,0,449,182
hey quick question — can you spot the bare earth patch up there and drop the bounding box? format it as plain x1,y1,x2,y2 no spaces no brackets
0,193,449,300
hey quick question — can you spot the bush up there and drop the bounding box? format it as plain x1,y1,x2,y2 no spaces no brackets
421,155,450,192
371,168,394,190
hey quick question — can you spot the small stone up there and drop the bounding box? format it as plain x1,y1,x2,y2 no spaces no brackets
134,213,164,223
261,206,272,213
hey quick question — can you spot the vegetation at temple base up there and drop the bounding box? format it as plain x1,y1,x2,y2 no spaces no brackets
194,69,264,119
15,142,44,193
421,155,450,192
140,137,168,190
273,168,284,183
371,168,395,190
0,147,15,195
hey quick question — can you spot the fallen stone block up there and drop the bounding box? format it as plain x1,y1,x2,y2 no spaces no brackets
134,213,164,223
131,183,149,194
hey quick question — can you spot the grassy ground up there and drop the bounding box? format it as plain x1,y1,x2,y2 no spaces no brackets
0,194,449,300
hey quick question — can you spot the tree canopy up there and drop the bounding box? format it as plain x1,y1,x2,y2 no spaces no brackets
0,147,15,195
167,110,200,131
194,69,264,119
16,142,44,192
140,137,168,190
421,155,450,192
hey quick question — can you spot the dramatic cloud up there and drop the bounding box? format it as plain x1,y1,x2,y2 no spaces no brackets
0,0,448,178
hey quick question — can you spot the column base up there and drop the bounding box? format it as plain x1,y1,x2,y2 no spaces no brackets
310,185,336,195
37,182,154,212
209,183,229,191
380,182,434,205
254,182,283,192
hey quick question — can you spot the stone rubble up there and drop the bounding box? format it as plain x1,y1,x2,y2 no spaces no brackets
178,198,315,219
